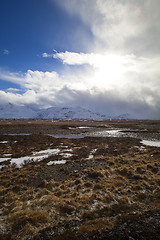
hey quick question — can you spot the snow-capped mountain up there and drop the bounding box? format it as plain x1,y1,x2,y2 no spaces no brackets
0,103,38,119
0,103,135,119
38,107,105,119
0,104,107,119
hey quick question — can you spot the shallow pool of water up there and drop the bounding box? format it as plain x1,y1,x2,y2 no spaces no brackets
49,134,86,138
49,130,124,138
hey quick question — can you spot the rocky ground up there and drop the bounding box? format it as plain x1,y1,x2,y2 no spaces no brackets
0,119,160,239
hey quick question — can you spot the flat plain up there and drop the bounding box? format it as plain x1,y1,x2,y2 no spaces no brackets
0,119,160,239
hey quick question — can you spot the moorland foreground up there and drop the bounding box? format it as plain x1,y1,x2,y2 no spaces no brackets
0,119,160,239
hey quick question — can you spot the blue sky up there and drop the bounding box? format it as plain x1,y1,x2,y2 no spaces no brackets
0,0,92,72
0,0,160,119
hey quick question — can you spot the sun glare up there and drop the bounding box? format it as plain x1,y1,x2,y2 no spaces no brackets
91,55,125,89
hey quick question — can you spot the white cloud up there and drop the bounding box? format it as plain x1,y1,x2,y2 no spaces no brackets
42,50,160,91
42,52,51,58
55,0,160,56
43,51,96,65
7,88,21,92
53,51,94,65
3,49,9,55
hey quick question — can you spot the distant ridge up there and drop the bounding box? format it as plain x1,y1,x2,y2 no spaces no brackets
0,103,133,119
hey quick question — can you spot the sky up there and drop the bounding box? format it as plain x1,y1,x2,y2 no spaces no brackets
0,0,160,119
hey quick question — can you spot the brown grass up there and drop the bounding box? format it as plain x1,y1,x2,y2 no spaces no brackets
7,209,50,231
79,218,114,234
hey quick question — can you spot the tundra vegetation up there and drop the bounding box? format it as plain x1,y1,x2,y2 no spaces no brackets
0,119,160,239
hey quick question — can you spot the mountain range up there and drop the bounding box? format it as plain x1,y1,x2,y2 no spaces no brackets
0,103,133,119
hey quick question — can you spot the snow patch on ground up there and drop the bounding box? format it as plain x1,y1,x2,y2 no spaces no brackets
87,154,94,159
10,154,51,167
59,153,73,158
0,158,11,162
0,148,61,168
87,148,97,159
134,146,146,151
141,140,160,147
33,148,60,156
47,160,66,165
